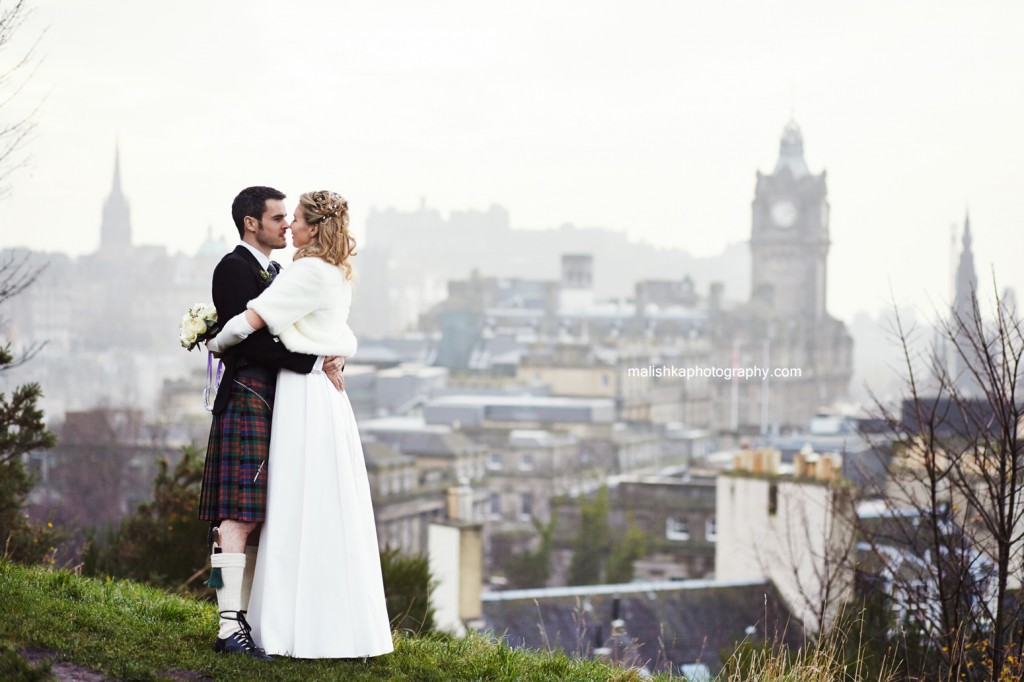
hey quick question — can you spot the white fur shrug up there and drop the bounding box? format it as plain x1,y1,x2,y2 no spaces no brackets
248,257,357,358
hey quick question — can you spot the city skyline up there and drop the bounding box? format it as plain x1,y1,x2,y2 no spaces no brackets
0,1,1021,323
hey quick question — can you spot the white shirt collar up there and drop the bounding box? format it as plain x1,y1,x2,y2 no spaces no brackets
238,240,272,270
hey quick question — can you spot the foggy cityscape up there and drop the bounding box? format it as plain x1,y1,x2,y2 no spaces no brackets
1,2,1023,679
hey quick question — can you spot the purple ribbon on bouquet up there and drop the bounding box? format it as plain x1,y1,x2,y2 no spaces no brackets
203,351,224,413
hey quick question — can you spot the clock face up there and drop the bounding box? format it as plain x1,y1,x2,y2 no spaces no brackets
770,201,798,228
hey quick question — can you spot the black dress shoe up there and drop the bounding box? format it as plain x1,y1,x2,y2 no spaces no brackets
214,631,273,661
213,610,272,661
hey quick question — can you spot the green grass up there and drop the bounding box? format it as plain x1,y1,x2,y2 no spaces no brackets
0,560,659,681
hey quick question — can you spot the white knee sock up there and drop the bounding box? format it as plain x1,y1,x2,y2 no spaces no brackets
211,552,247,639
241,546,258,613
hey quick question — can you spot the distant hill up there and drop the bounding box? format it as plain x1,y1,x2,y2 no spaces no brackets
353,204,749,335
365,204,750,299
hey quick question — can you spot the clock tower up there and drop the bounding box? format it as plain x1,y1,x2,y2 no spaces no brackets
750,120,829,320
710,120,852,433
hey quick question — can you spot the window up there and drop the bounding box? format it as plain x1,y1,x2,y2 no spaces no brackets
488,451,503,470
705,518,717,542
489,493,501,520
519,492,534,520
906,581,928,614
666,517,690,541
519,452,535,471
387,522,399,549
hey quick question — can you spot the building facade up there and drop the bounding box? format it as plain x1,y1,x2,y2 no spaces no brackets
715,447,855,633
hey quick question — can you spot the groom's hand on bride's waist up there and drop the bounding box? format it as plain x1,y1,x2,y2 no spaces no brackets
324,356,345,393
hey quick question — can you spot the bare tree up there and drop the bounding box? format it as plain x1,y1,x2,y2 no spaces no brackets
0,1,55,564
794,482,857,636
0,0,43,197
0,0,46,361
859,278,1024,680
0,249,45,363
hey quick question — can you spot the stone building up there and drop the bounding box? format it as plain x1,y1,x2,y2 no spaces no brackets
617,475,717,581
484,429,582,531
363,438,447,554
515,339,712,427
550,473,718,585
715,447,855,634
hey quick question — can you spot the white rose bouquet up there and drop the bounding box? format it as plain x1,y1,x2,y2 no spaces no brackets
179,302,219,351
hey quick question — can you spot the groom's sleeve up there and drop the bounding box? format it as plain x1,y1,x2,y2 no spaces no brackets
213,259,318,375
238,329,318,374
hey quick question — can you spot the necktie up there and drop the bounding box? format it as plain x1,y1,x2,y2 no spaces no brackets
268,261,281,282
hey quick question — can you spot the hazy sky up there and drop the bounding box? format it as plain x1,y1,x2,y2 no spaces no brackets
2,1,1022,322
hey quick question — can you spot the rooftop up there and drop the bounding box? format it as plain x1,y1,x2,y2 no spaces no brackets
429,395,614,409
480,578,801,675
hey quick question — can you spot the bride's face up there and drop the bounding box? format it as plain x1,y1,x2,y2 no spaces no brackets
289,209,317,248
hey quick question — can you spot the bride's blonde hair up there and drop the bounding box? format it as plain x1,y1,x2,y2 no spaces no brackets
294,190,356,280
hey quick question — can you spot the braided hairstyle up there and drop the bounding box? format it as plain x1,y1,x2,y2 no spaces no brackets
295,190,356,280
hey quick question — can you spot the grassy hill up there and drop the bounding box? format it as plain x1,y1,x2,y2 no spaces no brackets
0,560,658,681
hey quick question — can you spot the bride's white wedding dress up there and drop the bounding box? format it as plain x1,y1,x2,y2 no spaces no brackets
235,257,393,658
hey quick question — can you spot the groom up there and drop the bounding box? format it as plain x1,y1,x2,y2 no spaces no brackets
198,186,343,660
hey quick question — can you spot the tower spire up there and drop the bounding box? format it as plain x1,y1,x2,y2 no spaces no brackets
952,210,979,395
112,139,123,196
955,210,976,299
774,119,809,179
99,141,132,252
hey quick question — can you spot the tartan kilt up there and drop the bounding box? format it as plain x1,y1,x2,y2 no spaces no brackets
198,375,276,523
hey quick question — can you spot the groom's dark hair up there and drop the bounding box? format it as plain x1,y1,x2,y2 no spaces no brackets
232,186,287,237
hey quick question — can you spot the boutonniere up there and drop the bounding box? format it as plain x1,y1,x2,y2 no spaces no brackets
259,269,271,282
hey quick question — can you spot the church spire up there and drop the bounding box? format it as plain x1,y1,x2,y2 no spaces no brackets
99,142,132,252
952,210,980,395
956,211,976,297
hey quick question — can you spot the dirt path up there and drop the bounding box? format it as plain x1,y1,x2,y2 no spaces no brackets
18,647,209,682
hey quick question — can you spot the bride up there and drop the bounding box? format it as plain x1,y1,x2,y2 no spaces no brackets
207,190,393,659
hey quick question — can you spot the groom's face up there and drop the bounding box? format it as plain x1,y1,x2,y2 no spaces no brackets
253,199,288,250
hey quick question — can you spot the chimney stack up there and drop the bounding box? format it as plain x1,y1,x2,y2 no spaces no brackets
428,484,484,636
446,479,474,521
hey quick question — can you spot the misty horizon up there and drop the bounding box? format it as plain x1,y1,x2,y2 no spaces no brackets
0,1,1020,325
